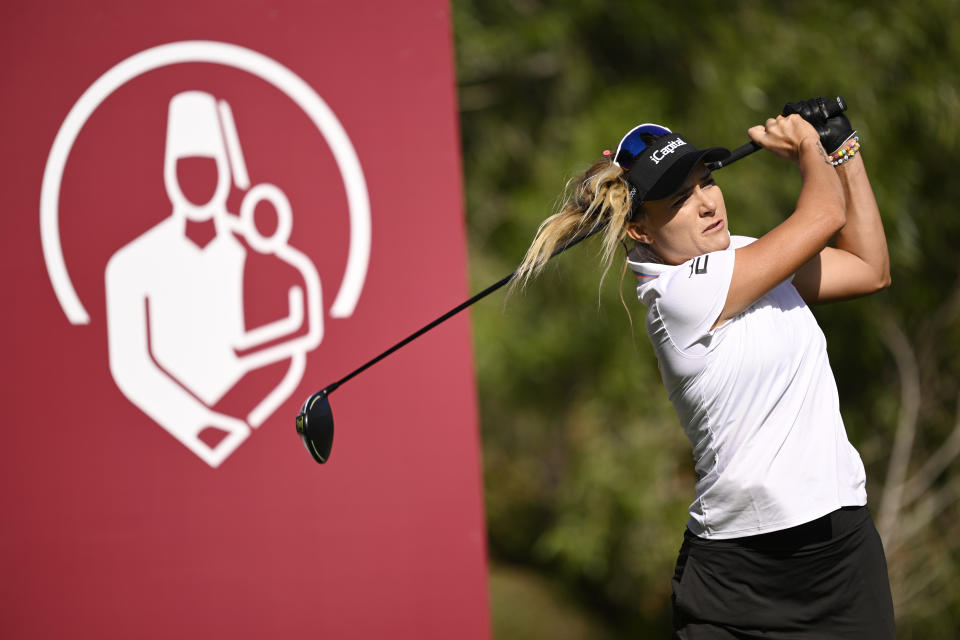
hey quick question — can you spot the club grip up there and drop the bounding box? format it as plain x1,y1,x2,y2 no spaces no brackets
707,95,846,171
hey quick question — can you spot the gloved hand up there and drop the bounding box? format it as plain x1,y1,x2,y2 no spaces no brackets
781,97,856,154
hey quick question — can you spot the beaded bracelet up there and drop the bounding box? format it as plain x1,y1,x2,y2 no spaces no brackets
828,135,860,166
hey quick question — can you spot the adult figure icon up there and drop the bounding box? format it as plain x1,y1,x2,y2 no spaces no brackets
105,90,322,467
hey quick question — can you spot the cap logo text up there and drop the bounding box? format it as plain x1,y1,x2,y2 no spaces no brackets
650,138,687,165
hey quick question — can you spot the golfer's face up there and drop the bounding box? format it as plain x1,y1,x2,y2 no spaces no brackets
630,163,730,265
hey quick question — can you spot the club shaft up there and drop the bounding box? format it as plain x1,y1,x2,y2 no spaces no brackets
320,139,760,395
322,225,604,394
707,141,760,170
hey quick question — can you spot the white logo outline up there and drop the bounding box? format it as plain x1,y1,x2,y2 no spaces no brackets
39,41,370,466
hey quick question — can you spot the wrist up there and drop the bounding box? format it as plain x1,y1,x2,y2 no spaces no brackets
798,136,831,165
835,149,866,179
827,135,861,165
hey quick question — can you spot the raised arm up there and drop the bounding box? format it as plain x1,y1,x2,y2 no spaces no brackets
792,152,891,304
715,114,846,326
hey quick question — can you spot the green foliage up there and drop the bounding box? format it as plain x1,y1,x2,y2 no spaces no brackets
488,561,619,639
454,0,960,636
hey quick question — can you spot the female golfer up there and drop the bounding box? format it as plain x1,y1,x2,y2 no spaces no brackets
514,107,895,638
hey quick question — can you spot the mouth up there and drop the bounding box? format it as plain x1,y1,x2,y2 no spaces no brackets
703,219,725,234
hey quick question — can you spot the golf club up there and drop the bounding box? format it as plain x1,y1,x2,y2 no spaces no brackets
295,225,602,463
296,98,848,464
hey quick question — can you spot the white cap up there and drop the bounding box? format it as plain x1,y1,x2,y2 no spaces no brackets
166,91,226,158
163,91,231,220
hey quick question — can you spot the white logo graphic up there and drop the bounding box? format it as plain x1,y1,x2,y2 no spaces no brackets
40,42,371,467
649,137,687,165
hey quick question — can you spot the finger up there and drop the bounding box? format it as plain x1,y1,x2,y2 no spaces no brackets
747,125,767,144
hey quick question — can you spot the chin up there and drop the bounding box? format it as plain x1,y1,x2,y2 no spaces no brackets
701,234,730,255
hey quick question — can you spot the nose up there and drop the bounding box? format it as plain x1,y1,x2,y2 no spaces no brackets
693,185,717,215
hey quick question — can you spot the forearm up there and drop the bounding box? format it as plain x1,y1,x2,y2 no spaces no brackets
796,137,846,225
721,137,845,322
833,154,891,286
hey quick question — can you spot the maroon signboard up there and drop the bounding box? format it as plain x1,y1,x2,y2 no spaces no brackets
0,2,489,638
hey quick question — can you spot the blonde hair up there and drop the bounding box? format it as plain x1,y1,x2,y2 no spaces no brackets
510,156,657,294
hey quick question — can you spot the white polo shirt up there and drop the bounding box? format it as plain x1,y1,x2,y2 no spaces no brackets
628,235,867,539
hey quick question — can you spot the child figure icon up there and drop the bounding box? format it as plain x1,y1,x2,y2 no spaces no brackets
105,91,322,467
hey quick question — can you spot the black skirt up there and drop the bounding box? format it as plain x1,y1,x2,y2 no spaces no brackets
671,506,895,639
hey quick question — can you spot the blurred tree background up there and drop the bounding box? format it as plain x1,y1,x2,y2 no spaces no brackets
451,0,960,637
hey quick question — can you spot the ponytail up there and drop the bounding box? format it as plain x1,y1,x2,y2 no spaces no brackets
510,157,640,294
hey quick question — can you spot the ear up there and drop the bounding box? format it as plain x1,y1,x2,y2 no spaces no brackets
626,221,653,245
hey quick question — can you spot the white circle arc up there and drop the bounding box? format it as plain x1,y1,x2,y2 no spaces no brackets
40,40,370,324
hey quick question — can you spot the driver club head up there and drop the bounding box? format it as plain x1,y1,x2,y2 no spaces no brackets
296,390,334,464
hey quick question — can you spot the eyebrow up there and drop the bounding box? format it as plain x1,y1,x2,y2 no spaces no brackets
672,187,694,205
672,171,713,205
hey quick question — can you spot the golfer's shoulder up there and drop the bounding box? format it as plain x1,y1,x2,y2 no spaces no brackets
659,243,739,297
653,246,739,332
